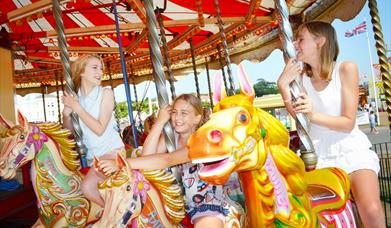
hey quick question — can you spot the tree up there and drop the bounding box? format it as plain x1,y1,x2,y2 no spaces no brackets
234,78,279,97
115,98,158,118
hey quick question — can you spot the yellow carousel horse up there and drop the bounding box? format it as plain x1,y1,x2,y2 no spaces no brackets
187,64,357,228
0,112,184,227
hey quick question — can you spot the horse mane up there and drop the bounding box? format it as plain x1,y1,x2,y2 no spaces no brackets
214,94,306,196
37,122,80,171
255,108,307,196
142,169,185,224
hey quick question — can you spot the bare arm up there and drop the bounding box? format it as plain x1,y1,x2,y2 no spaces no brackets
62,106,75,135
98,147,190,174
277,58,303,118
129,147,189,169
309,61,358,132
142,105,172,155
62,88,115,136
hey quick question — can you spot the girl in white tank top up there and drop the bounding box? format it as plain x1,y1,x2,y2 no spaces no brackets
277,21,384,227
62,55,125,208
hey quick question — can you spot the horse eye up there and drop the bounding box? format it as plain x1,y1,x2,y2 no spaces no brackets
126,185,131,191
19,134,25,140
238,113,248,123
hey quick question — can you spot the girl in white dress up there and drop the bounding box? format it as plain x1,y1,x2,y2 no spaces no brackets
277,21,385,227
62,55,124,207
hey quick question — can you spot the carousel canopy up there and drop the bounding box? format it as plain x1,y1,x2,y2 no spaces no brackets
0,0,366,95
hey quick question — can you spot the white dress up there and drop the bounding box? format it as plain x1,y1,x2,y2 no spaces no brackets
78,86,124,163
302,62,380,175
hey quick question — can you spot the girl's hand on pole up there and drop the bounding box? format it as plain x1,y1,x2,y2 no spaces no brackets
156,104,172,126
62,91,81,113
277,58,302,91
293,93,313,119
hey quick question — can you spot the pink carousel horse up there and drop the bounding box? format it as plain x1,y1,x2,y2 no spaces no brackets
0,111,184,227
187,64,358,228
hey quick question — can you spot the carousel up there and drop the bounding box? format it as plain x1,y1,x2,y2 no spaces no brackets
0,0,390,227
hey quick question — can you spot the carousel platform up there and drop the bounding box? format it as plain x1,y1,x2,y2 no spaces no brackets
0,185,37,227
0,164,37,227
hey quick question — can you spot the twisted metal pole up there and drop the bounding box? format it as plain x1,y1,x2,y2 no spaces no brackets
274,0,316,170
205,57,214,109
144,0,176,154
368,0,391,138
157,9,176,101
214,0,235,96
112,0,139,148
217,45,229,93
189,38,201,99
52,0,88,168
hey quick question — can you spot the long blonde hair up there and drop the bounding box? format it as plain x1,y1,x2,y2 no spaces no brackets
173,94,205,129
299,21,339,81
71,54,104,92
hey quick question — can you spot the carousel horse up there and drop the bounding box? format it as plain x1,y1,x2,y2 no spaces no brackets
93,152,185,227
0,111,185,227
187,65,357,228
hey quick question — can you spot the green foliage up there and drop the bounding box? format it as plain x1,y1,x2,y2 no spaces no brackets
235,78,279,97
201,101,211,109
253,78,279,97
116,98,158,117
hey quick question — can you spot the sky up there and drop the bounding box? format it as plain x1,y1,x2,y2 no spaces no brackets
113,0,391,103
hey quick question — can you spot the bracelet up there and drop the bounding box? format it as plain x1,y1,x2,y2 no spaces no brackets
283,99,291,103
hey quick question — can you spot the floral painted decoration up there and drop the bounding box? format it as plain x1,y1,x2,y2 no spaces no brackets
133,170,151,203
27,126,48,153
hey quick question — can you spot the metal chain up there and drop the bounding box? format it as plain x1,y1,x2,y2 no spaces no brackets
189,38,201,99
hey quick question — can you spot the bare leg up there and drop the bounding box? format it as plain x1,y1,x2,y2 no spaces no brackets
350,169,385,228
194,216,224,228
82,168,105,207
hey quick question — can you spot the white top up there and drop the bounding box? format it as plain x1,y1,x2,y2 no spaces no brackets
78,86,124,160
302,62,379,174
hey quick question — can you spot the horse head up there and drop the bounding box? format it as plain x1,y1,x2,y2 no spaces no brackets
0,111,39,179
188,64,290,185
94,152,147,227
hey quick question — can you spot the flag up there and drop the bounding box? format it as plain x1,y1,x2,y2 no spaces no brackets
345,30,354,37
345,21,367,37
353,21,367,34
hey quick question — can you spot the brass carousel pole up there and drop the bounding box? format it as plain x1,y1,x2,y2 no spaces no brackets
205,56,214,109
368,0,391,138
130,72,143,130
52,0,88,168
40,84,47,122
144,0,178,178
55,71,61,124
157,9,176,101
274,0,316,170
217,45,229,93
106,62,121,136
189,38,201,99
214,0,235,96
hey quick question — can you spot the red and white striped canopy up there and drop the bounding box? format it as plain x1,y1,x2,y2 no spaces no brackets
0,0,365,94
